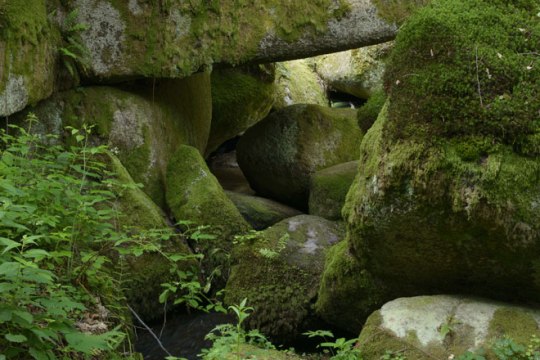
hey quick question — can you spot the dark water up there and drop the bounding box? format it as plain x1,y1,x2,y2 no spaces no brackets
134,312,234,360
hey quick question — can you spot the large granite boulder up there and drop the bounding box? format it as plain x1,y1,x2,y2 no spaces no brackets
69,0,396,80
237,104,363,210
344,0,540,303
225,215,345,342
313,42,392,99
206,65,275,155
0,0,59,117
309,161,359,220
19,73,212,208
358,295,540,359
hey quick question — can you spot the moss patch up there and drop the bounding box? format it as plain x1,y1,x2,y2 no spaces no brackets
315,240,388,334
225,215,344,342
308,161,359,220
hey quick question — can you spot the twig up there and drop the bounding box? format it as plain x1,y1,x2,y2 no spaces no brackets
475,45,484,108
159,301,168,339
127,304,173,357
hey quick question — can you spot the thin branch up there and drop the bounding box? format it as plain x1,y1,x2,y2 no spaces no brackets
127,304,173,357
475,45,484,108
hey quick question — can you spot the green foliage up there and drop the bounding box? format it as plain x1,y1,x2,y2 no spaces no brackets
59,9,90,79
201,299,275,360
384,0,540,155
0,117,210,359
456,335,540,360
303,330,362,359
372,0,430,24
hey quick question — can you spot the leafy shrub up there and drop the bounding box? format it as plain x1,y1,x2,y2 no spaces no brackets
0,117,205,359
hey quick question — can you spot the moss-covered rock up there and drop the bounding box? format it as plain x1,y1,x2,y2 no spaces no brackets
21,73,212,208
274,60,328,109
309,161,359,220
107,153,193,321
226,191,302,230
166,145,250,259
225,215,345,342
344,0,540,302
313,42,393,100
358,295,540,360
237,104,363,210
0,0,59,116
315,240,388,334
356,89,386,133
66,0,395,80
206,64,275,155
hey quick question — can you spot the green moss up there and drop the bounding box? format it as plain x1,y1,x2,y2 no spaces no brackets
207,64,275,155
69,0,350,79
308,161,359,220
384,0,540,155
315,240,388,334
204,344,305,360
487,308,540,347
357,89,386,133
165,145,250,255
274,60,328,109
226,215,343,341
372,0,430,24
358,311,432,360
0,0,59,114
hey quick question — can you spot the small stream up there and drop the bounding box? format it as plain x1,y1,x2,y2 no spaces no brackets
134,312,234,359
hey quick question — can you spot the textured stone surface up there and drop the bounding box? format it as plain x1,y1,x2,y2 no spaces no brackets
68,0,396,80
274,60,328,109
237,104,363,210
0,0,59,116
225,215,345,341
359,295,540,359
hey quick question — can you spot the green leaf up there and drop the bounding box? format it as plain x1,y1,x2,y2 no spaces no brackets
0,237,20,253
13,310,33,325
65,331,110,354
5,333,27,343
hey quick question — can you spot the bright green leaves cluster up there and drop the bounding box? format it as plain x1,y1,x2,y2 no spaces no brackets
384,0,540,155
0,119,126,358
0,117,207,359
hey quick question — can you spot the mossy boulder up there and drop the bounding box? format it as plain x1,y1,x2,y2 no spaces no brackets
107,153,193,321
22,73,212,208
274,60,328,109
237,104,363,210
68,0,395,80
344,0,540,303
358,295,540,360
313,42,393,99
206,64,275,155
166,145,250,257
308,161,359,220
226,191,302,230
315,240,388,334
225,215,345,342
0,0,60,116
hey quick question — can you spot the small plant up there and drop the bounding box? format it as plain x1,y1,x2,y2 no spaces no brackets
381,350,406,360
304,329,363,359
201,298,275,360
